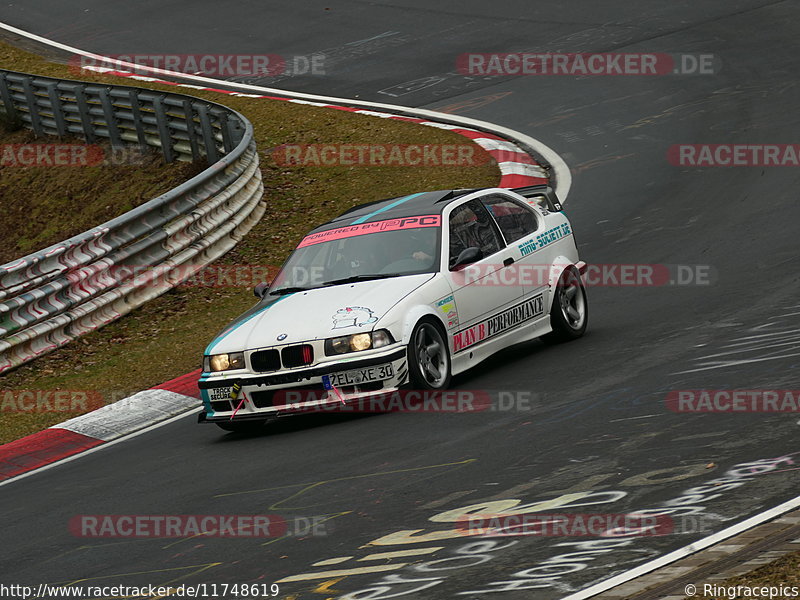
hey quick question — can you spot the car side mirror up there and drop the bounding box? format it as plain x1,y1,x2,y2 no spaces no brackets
450,247,483,271
254,281,270,298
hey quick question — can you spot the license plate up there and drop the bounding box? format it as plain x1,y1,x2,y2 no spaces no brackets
323,364,394,388
209,387,233,401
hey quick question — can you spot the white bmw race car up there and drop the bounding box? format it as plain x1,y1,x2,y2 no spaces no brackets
198,185,587,431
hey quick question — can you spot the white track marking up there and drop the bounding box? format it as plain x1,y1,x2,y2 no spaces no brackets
561,491,800,599
0,406,198,488
54,389,198,441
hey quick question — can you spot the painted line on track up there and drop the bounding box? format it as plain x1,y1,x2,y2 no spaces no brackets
0,406,197,488
562,491,800,599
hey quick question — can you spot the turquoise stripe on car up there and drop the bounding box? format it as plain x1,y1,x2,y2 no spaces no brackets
351,192,426,224
204,293,294,356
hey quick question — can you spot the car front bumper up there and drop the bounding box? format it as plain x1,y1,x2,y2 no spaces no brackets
198,346,409,423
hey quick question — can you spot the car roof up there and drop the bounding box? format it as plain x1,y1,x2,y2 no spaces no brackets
308,189,484,233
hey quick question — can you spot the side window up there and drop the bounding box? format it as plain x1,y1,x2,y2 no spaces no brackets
480,195,540,243
448,200,503,265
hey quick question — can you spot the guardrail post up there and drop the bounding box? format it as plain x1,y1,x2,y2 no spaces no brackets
45,82,69,137
0,72,17,119
127,89,150,148
98,87,123,146
195,103,220,164
72,86,97,143
20,77,45,136
182,98,201,160
220,114,236,152
152,95,175,163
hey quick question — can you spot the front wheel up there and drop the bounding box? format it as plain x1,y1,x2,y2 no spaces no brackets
408,321,452,390
543,267,588,343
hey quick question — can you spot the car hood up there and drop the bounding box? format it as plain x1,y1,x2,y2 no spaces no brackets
205,273,435,354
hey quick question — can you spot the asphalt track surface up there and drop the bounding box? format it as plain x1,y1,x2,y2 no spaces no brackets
1,1,799,598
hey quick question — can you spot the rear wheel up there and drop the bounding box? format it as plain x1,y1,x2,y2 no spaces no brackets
543,267,588,342
408,320,452,390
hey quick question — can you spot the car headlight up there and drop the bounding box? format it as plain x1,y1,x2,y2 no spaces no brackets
350,333,372,352
204,352,245,372
324,330,394,356
372,330,392,348
327,336,351,355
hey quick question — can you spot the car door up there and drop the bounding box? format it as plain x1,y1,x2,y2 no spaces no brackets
440,199,524,354
478,192,552,306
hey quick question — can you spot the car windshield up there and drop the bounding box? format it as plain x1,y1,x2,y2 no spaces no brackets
270,219,441,293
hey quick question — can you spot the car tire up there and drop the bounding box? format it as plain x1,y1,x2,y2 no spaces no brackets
543,266,588,343
215,420,267,433
408,320,452,390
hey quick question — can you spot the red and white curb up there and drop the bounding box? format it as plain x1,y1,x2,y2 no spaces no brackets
78,66,549,188
0,370,201,482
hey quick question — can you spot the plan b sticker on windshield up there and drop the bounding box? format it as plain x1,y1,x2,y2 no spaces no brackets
297,215,441,248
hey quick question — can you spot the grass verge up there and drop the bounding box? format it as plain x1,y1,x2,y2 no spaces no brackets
0,40,500,443
683,547,799,598
0,122,204,263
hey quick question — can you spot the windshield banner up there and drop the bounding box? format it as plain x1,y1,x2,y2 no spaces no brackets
297,215,441,248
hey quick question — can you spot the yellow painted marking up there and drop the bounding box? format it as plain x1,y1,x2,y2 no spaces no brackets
57,562,222,587
43,538,157,563
276,564,408,583
420,489,476,509
359,547,443,561
159,510,352,550
313,556,353,566
312,577,346,593
214,459,476,510
161,531,215,549
151,588,186,599
261,511,351,546
435,92,513,114
574,153,635,174
261,534,289,547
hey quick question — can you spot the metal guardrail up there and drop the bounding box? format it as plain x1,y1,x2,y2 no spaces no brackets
0,69,265,374
0,69,245,162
